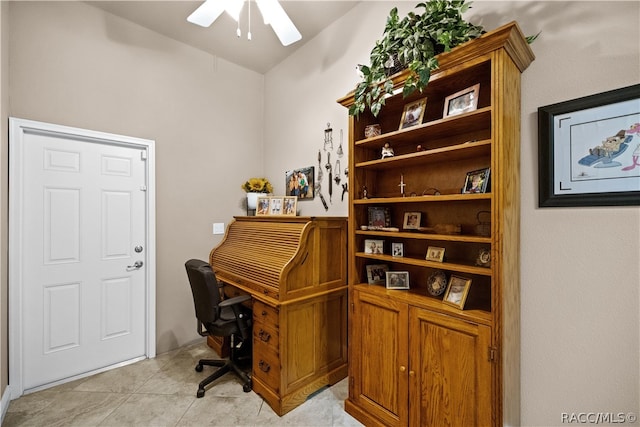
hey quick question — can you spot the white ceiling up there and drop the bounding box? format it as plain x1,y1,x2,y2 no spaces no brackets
88,1,360,74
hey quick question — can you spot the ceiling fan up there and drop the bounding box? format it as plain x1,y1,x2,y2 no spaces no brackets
187,0,302,47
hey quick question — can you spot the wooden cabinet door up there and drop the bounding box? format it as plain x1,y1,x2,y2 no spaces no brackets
409,307,493,426
351,290,409,426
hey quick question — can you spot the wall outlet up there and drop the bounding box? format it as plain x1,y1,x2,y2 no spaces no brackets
213,223,225,235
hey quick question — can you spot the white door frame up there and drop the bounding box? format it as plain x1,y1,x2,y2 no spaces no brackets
8,117,156,398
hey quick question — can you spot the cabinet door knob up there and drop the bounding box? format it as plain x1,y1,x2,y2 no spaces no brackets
409,370,416,377
399,366,406,372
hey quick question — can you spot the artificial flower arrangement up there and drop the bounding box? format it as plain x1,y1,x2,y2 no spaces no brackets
241,177,273,194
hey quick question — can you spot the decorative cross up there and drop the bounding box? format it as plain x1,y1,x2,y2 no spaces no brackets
398,174,406,197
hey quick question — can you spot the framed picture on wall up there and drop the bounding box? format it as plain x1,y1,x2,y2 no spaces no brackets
285,166,315,200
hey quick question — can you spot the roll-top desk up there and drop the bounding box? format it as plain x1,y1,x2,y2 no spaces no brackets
209,216,348,416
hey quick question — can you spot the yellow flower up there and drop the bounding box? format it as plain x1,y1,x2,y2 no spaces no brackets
241,177,273,193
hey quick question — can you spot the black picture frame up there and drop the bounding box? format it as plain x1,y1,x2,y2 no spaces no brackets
538,84,640,207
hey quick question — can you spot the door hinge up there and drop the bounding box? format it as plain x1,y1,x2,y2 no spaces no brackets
140,150,147,160
489,346,498,362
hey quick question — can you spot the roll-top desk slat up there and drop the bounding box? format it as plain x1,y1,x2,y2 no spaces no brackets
210,216,348,415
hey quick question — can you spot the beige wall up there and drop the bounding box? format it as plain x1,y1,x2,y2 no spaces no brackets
264,1,639,426
2,1,639,426
1,0,9,400
6,0,265,359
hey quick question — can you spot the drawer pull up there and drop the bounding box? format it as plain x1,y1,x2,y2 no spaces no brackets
261,310,267,316
259,360,271,373
258,329,271,342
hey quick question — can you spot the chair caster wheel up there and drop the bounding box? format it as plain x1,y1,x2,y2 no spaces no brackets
197,388,205,398
195,364,203,372
243,383,252,393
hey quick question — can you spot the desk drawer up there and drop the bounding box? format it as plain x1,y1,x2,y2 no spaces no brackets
253,322,279,353
253,341,281,392
253,300,279,328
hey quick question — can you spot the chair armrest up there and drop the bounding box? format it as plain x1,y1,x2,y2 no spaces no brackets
219,294,251,308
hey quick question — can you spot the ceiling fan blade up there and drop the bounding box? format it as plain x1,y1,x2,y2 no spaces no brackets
187,0,225,27
256,0,302,46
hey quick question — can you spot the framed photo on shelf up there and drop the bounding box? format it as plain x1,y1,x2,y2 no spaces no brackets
443,83,480,118
538,84,640,207
285,166,315,200
283,196,297,216
268,197,283,215
368,206,391,229
364,239,384,255
391,242,404,257
399,97,427,130
385,271,410,290
463,167,491,194
443,275,472,309
425,246,445,262
402,212,421,230
366,264,389,285
256,196,270,216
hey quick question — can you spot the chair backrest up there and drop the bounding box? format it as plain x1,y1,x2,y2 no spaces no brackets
185,259,222,325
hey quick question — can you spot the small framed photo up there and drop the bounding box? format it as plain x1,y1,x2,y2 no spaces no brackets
285,166,315,200
283,196,297,216
386,271,410,290
443,83,480,118
368,207,390,229
425,246,445,262
443,275,472,309
268,197,283,215
364,239,384,255
399,97,427,130
403,212,421,230
366,264,389,285
463,167,491,194
256,196,271,216
391,242,404,257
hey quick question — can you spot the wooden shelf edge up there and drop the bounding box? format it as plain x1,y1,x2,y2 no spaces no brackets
355,230,492,244
355,252,492,276
354,193,492,204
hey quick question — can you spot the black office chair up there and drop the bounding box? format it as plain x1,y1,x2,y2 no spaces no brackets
185,259,252,397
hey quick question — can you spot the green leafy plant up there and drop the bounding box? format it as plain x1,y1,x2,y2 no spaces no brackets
350,1,484,117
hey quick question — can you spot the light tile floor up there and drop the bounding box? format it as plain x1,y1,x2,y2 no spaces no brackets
3,341,364,427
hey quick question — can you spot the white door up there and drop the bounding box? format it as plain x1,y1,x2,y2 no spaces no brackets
9,118,156,394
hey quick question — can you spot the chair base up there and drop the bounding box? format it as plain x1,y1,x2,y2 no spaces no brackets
195,358,252,397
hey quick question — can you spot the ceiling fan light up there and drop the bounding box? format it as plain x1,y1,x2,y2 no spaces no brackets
187,0,225,27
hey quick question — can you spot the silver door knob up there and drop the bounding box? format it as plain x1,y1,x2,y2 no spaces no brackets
127,261,144,271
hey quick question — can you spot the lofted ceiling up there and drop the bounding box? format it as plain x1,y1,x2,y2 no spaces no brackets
88,1,361,74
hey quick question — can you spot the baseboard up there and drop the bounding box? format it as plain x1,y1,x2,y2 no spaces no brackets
1,385,12,425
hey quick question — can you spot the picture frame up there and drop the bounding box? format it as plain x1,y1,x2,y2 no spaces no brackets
391,242,404,257
368,206,390,229
364,239,384,255
268,197,283,215
399,97,427,130
443,83,480,118
366,264,389,285
538,84,640,207
256,196,270,216
425,246,445,262
285,166,315,200
385,271,410,290
443,275,472,309
402,212,421,230
462,167,491,194
283,196,297,216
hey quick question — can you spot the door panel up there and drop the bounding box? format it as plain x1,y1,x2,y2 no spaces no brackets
410,308,492,426
351,290,408,427
19,127,148,390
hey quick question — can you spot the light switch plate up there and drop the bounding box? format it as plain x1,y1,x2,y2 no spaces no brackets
213,223,225,235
